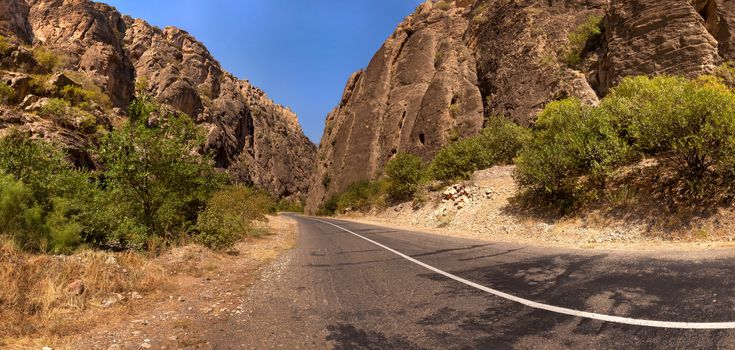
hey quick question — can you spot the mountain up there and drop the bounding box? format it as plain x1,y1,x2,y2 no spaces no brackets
0,0,316,200
304,0,735,211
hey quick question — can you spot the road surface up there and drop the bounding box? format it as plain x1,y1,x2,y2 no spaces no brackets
210,214,735,349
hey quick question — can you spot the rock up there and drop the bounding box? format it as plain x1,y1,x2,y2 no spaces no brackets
130,291,143,300
124,19,316,200
306,0,735,211
305,1,483,211
140,343,151,349
101,293,125,308
107,345,120,350
597,0,720,94
0,0,316,200
48,72,79,90
66,280,85,296
41,347,53,350
23,96,48,112
105,256,118,266
20,94,39,108
0,0,32,44
10,74,32,101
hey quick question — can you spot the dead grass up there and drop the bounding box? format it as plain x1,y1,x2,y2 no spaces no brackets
0,238,167,344
0,215,298,348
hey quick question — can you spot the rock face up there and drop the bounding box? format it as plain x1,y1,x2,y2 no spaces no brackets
124,19,315,198
305,1,485,211
305,0,735,211
0,0,316,199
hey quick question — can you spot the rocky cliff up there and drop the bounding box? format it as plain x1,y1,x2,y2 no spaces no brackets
305,0,735,211
0,0,316,199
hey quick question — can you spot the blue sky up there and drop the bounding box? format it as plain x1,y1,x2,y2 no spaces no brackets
100,0,424,143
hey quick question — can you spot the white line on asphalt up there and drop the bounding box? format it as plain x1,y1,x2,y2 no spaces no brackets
314,218,735,330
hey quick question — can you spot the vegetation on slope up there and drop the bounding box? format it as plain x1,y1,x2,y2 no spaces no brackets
0,94,278,254
321,72,735,217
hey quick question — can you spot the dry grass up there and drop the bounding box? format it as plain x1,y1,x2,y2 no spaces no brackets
0,239,167,344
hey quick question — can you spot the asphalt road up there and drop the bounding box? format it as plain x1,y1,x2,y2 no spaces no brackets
213,214,735,349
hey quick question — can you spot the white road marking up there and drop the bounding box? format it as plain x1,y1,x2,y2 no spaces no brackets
314,218,735,330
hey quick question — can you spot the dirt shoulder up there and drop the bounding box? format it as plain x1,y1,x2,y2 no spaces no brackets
7,215,297,350
339,165,735,255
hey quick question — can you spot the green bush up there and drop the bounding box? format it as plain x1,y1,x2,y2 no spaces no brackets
430,136,485,181
0,83,14,104
319,180,385,215
60,84,111,110
33,46,61,72
274,198,304,213
0,131,73,202
40,98,70,119
30,74,52,96
481,116,532,165
0,131,100,252
603,75,735,179
97,96,225,247
0,35,11,55
562,15,602,67
385,153,425,202
195,186,273,250
429,118,529,181
514,98,632,199
436,1,453,10
0,174,47,252
0,173,87,254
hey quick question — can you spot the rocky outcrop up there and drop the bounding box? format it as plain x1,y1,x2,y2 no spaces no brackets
124,19,315,198
305,0,735,212
27,0,135,108
597,0,721,93
0,0,316,199
0,0,33,43
305,1,485,211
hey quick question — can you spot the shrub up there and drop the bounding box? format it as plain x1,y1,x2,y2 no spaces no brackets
430,136,485,181
480,116,532,165
0,174,47,252
514,98,632,199
430,117,530,181
29,74,53,96
336,180,384,212
436,1,453,11
274,198,304,213
60,84,111,110
0,132,100,252
33,46,61,72
0,35,11,55
40,98,70,119
603,75,735,179
385,153,425,202
97,96,225,247
562,15,602,67
0,131,72,202
0,82,14,104
319,180,385,215
429,119,529,182
195,186,273,250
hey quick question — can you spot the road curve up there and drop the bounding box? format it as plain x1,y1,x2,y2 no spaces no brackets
212,214,735,349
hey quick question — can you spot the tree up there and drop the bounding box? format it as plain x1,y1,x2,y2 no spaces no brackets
96,96,224,246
